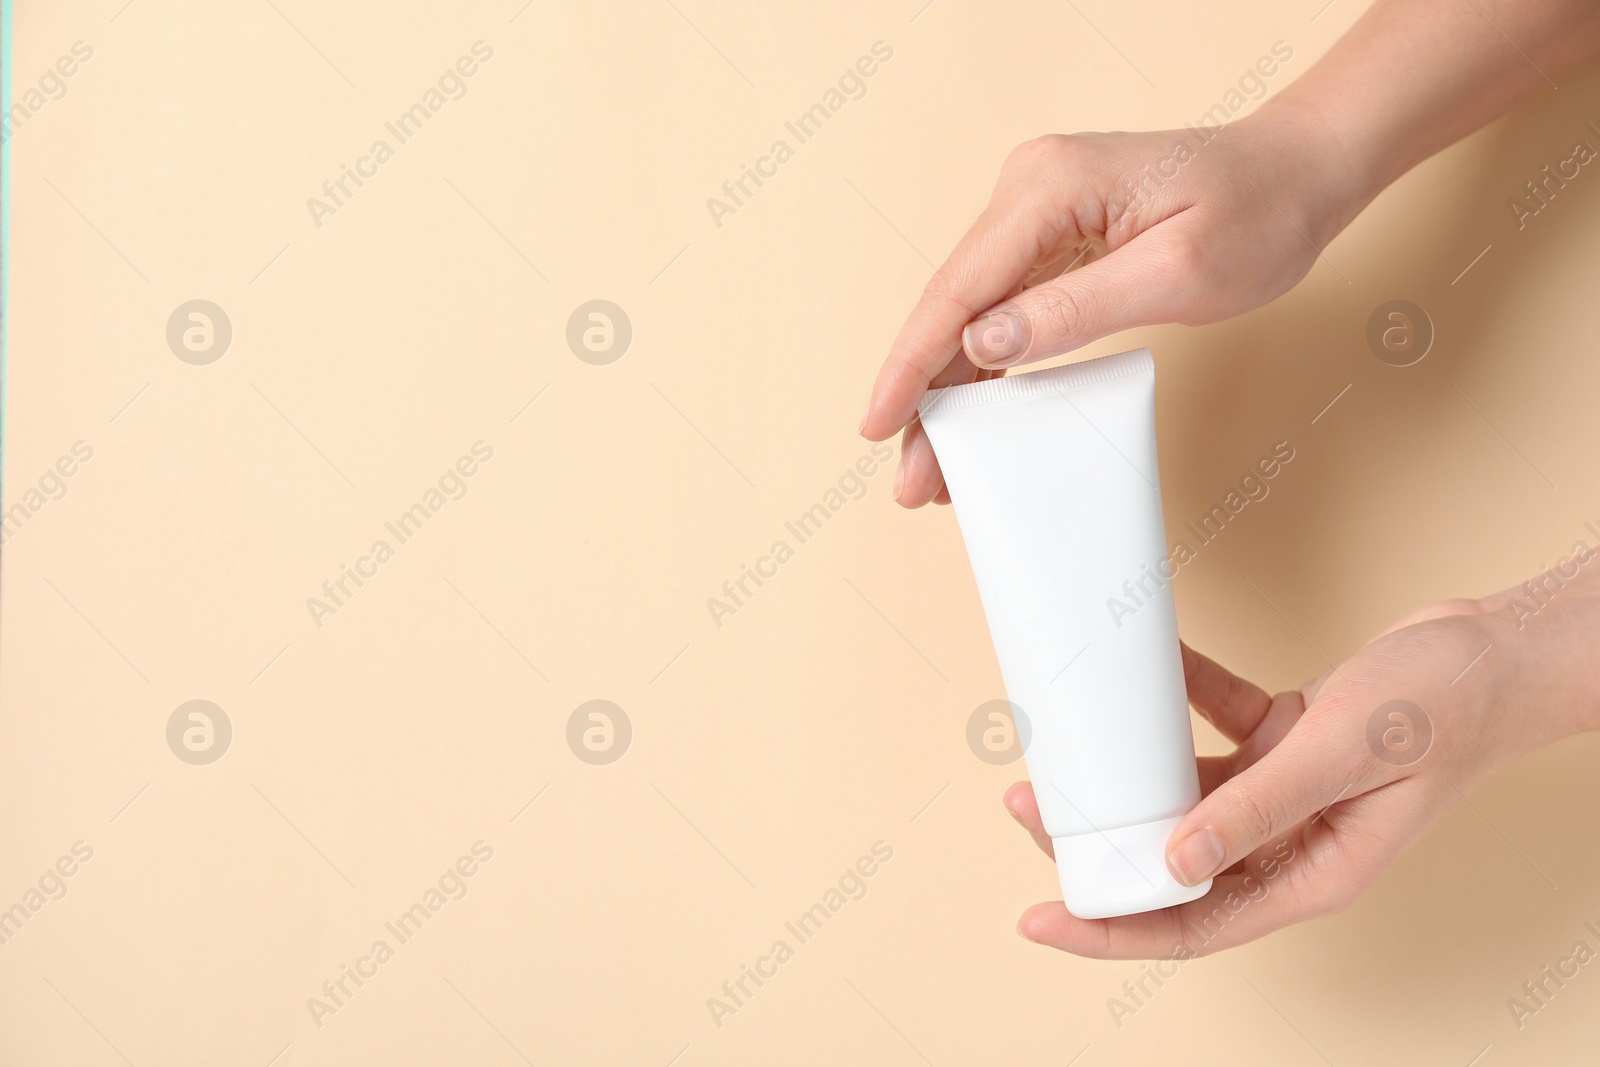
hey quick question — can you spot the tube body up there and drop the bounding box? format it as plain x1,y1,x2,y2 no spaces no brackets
919,348,1209,919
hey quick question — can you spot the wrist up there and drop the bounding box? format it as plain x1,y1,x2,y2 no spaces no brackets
1235,95,1378,253
1477,567,1600,743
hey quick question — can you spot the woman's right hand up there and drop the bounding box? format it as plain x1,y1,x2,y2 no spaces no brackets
859,112,1353,507
1006,557,1600,957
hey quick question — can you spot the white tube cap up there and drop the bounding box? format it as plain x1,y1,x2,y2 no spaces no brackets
1052,814,1212,920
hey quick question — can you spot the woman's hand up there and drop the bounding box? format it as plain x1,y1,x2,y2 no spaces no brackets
1005,559,1600,958
858,0,1600,510
859,113,1349,508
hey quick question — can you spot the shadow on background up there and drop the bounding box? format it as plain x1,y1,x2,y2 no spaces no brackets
1151,58,1600,1054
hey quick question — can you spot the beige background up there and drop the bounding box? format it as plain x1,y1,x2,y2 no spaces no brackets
4,0,1600,1063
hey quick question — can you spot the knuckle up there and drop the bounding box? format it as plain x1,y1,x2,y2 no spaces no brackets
918,268,979,320
1033,281,1094,344
1225,780,1279,846
1004,134,1078,176
919,267,955,305
1434,596,1487,618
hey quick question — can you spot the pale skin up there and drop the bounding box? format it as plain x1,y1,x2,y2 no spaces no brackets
860,0,1600,956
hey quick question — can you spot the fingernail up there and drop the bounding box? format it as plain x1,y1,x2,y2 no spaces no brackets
1007,807,1026,826
963,307,1032,368
892,462,905,501
858,404,870,436
1168,829,1225,887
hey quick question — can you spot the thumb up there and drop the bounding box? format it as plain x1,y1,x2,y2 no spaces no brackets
1164,722,1366,888
961,226,1200,369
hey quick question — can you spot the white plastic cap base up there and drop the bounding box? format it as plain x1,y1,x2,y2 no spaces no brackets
1053,814,1213,920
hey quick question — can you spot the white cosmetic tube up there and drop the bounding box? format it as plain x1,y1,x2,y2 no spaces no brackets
919,348,1210,919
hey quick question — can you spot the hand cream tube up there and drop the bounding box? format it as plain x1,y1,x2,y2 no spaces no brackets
919,348,1209,919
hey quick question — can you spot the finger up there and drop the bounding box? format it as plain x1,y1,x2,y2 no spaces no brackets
1021,234,1105,288
1002,781,1055,859
1010,754,1237,867
894,419,946,509
1180,643,1274,744
892,364,1005,508
1196,754,1234,798
862,168,1085,440
961,224,1199,370
1017,822,1340,959
1010,756,1237,860
1164,717,1368,889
